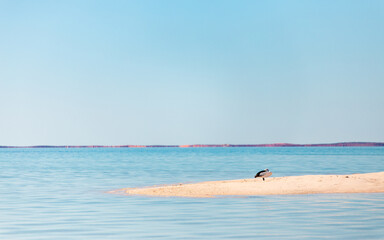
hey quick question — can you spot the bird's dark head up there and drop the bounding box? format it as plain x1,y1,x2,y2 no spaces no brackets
265,169,269,172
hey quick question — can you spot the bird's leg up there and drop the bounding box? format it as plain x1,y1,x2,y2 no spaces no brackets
263,178,265,181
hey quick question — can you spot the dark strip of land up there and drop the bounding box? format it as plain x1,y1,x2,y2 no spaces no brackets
1,142,383,148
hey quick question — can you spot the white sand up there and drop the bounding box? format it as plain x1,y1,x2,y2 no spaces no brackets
109,172,384,198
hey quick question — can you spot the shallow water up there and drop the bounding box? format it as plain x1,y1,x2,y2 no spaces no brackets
1,147,383,239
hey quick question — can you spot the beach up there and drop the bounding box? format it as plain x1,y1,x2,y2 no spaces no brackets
111,172,384,198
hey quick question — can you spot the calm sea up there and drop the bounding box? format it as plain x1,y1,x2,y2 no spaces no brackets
1,147,383,239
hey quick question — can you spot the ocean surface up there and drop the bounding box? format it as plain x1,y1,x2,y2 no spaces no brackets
1,147,383,239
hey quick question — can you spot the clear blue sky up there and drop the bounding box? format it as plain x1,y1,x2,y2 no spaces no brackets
1,0,383,146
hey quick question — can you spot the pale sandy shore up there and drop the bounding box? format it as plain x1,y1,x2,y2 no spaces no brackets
109,172,384,198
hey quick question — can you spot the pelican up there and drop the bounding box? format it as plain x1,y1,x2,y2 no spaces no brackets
254,169,272,181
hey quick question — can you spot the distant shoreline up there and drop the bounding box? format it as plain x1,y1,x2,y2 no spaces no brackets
1,142,384,148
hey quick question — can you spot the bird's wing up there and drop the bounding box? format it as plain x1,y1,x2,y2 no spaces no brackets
255,170,266,177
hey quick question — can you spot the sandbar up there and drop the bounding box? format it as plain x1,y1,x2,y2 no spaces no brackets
110,172,384,198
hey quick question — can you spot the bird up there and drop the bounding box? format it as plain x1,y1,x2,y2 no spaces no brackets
254,169,272,181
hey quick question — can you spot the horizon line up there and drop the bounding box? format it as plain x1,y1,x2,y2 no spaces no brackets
1,142,384,148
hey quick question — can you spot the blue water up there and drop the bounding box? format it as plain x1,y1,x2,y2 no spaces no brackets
1,147,383,239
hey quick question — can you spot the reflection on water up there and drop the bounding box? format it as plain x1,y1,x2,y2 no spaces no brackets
0,147,383,239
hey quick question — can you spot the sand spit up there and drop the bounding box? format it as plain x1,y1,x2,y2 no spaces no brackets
110,172,384,198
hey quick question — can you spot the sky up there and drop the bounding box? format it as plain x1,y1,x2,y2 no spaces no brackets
1,0,383,146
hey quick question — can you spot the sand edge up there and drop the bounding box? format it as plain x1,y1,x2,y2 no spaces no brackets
109,172,384,198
